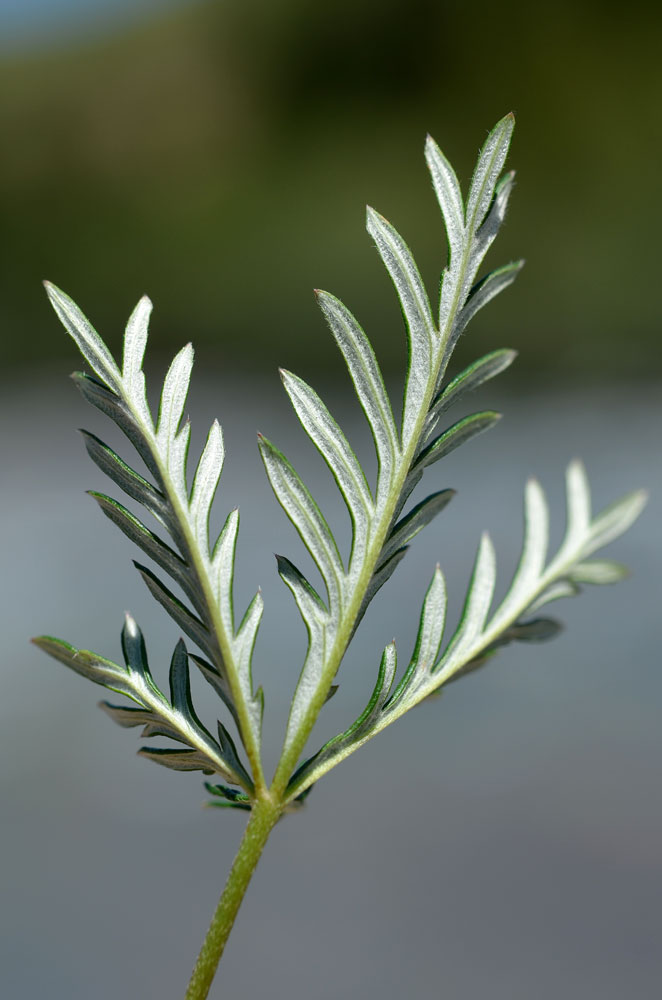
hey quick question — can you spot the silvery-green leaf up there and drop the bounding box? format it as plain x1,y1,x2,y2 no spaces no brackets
276,555,328,620
81,431,167,522
409,564,447,670
165,420,192,502
89,492,199,609
211,508,240,618
32,636,137,700
563,459,592,549
424,134,465,268
425,348,517,445
276,554,331,750
358,546,408,622
380,490,455,568
190,420,224,551
582,489,648,556
366,207,435,445
388,566,447,709
122,295,151,381
44,283,122,393
453,262,524,345
121,295,152,423
439,533,496,667
258,434,344,605
33,623,250,788
120,611,153,681
216,721,254,788
98,703,160,729
280,369,373,544
287,642,397,796
465,114,515,234
156,343,194,445
569,560,630,584
415,411,501,471
189,653,238,725
135,563,216,662
315,289,398,489
489,478,549,632
527,579,581,613
138,747,218,773
234,590,265,742
169,639,202,728
469,172,516,279
73,372,161,480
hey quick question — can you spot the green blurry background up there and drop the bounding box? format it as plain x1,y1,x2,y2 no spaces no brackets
2,0,660,379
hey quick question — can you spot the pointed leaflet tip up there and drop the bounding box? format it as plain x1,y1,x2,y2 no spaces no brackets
123,611,140,639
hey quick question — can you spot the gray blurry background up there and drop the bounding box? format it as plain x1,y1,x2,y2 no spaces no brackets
1,2,661,998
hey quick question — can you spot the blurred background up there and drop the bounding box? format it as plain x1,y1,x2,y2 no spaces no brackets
2,1,660,998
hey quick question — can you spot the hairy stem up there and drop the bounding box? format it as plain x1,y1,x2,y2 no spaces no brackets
185,797,281,1000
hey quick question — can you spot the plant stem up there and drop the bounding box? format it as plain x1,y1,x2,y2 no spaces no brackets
185,796,281,1000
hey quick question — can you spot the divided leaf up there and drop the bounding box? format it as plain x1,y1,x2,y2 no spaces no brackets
42,283,266,788
33,617,252,790
269,115,522,776
40,116,644,820
287,463,645,802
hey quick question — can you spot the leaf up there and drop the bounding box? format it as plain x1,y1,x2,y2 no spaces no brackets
388,566,447,709
465,114,515,235
190,420,225,551
453,262,524,344
44,283,122,393
122,295,151,382
429,348,517,424
122,295,152,422
138,747,218,773
46,285,268,783
81,431,167,522
32,635,136,699
204,782,252,810
89,492,199,608
188,653,238,724
379,490,455,568
280,369,373,545
366,208,435,445
287,642,398,795
415,411,501,471
258,434,344,605
424,134,465,268
356,546,409,626
471,172,517,273
276,555,328,620
438,533,497,668
489,478,549,633
156,344,194,446
527,579,580,614
315,290,399,487
73,372,162,481
33,618,252,789
135,563,216,662
569,560,630,584
562,459,591,547
583,489,648,556
169,638,204,728
506,618,563,642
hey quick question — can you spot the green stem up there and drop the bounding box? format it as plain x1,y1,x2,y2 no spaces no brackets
184,797,281,1000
